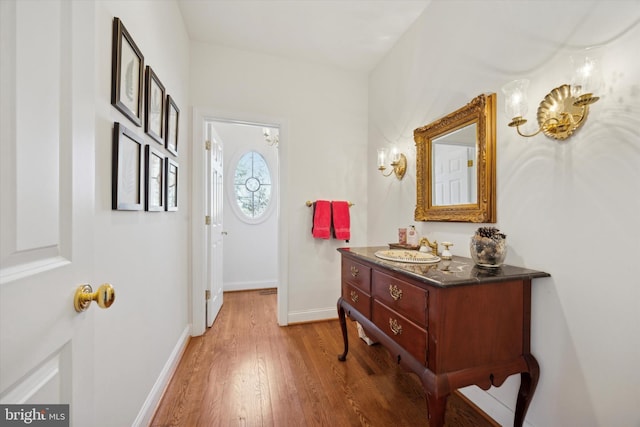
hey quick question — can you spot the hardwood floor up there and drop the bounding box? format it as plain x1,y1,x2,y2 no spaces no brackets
151,290,498,427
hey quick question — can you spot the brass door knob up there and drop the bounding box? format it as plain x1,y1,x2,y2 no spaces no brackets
74,283,116,312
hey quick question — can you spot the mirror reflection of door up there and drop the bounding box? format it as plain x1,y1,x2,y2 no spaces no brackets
432,144,476,205
431,123,477,206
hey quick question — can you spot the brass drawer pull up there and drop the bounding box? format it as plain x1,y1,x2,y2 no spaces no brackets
389,284,403,301
350,290,359,303
389,318,403,335
350,266,359,277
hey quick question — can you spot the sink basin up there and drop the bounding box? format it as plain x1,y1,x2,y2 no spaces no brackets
374,249,440,264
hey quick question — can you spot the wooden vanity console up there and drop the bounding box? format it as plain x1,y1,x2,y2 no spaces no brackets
337,247,549,427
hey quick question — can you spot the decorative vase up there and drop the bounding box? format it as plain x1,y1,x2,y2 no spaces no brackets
470,227,507,268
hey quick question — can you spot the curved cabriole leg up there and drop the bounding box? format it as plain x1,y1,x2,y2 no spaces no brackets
337,298,349,361
426,393,447,427
514,355,540,427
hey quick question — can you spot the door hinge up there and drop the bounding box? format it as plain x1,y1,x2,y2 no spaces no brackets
467,159,474,167
205,140,211,150
205,215,211,225
205,290,211,300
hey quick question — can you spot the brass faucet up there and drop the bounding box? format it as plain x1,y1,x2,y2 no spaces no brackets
419,237,438,256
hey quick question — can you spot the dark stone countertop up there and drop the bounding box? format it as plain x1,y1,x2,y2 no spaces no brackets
338,246,550,288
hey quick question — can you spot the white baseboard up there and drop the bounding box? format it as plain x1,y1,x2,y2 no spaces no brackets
287,307,337,324
459,386,536,427
224,280,278,292
132,325,191,427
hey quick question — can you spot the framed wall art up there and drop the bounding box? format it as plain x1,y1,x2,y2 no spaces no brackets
165,95,179,156
145,145,165,211
165,158,178,211
145,66,165,144
112,122,144,211
111,17,144,127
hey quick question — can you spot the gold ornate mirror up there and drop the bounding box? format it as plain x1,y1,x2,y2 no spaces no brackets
414,93,496,222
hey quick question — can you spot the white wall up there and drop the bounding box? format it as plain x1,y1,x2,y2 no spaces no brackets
190,42,369,322
368,1,640,426
93,1,191,425
211,121,278,291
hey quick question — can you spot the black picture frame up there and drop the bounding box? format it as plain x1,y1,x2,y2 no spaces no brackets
112,122,144,211
165,158,178,211
145,66,165,144
145,145,165,211
111,17,144,127
165,95,179,156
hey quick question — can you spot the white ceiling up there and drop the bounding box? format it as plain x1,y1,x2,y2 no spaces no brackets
177,0,430,72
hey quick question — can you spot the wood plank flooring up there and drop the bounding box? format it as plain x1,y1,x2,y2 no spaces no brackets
151,290,498,427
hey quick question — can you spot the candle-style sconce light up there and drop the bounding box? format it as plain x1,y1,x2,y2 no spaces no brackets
502,48,602,140
377,146,406,180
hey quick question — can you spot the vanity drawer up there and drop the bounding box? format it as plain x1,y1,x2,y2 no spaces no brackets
342,282,371,318
342,258,371,293
372,271,428,326
373,300,427,365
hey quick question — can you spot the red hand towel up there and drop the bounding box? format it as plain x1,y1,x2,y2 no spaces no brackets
312,200,331,239
332,201,350,242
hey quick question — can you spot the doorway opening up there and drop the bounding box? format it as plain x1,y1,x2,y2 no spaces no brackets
191,110,287,336
211,120,279,293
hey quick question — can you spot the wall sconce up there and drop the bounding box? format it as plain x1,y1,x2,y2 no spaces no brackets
377,146,406,180
502,50,601,140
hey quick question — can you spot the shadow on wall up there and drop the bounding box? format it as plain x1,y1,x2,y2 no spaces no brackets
528,274,598,426
468,255,598,426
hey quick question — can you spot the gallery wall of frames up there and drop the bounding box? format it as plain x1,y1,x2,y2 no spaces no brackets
110,17,180,212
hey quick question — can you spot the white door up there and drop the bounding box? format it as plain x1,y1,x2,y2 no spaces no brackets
205,123,224,327
0,1,101,425
433,143,473,205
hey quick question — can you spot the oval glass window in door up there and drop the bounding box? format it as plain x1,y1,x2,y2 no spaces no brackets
233,151,272,220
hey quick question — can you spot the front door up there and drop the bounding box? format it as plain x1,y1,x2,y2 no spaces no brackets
0,1,101,425
205,123,224,327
